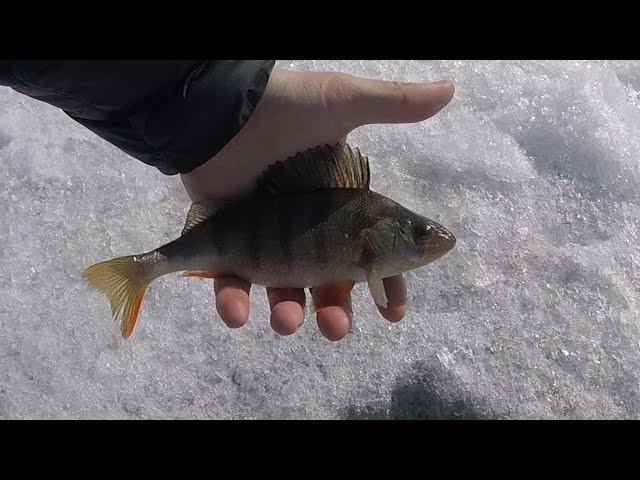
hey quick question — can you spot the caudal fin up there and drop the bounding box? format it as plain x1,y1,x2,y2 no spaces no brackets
82,255,150,339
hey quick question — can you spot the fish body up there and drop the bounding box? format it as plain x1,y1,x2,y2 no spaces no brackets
154,189,395,287
83,144,456,338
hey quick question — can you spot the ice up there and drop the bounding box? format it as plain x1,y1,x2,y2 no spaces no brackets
1,60,640,419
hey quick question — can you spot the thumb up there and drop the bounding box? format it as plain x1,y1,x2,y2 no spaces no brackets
342,76,455,128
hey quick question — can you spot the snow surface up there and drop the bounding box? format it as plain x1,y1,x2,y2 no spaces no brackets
1,60,640,419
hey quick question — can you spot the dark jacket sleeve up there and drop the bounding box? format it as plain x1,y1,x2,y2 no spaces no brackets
0,60,275,175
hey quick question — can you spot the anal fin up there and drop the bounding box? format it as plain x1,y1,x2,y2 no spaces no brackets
182,270,219,279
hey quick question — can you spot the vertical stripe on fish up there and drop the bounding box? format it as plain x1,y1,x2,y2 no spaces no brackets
248,203,263,271
310,203,330,267
278,197,295,270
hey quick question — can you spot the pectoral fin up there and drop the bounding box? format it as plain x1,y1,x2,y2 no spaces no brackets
367,268,388,309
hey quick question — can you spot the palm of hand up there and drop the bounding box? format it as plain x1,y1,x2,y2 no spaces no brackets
181,68,454,341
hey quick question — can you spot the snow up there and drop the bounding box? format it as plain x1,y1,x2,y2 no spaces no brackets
1,60,640,419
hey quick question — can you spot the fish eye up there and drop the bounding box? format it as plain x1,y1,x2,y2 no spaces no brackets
414,223,433,238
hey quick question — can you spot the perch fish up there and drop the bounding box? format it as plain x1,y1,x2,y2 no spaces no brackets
83,144,456,338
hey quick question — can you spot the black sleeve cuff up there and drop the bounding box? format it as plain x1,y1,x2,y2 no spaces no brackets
3,60,276,176
132,60,276,175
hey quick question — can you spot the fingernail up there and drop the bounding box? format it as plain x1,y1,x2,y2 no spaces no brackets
431,78,454,87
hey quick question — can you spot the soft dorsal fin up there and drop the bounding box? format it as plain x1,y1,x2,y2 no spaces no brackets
181,200,223,235
256,143,370,195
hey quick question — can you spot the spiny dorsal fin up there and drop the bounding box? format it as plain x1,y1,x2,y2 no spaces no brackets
256,143,370,196
181,200,223,235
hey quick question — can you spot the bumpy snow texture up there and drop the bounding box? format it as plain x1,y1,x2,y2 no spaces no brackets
1,60,640,419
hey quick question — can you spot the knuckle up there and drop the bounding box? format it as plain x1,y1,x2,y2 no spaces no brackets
387,80,410,106
322,72,359,101
319,72,362,132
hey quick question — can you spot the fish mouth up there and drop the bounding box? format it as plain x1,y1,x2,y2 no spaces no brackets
416,228,455,263
422,217,455,249
437,228,456,250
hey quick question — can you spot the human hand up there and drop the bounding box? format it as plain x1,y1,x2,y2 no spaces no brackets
180,68,455,341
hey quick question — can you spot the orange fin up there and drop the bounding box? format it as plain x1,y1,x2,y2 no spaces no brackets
311,282,356,313
122,286,147,339
82,255,151,340
182,270,219,279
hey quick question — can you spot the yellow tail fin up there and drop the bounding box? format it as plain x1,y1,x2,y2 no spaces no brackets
82,255,149,339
